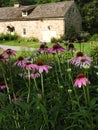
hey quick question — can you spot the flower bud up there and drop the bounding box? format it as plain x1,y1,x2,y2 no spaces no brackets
68,89,72,93
67,68,71,72
59,86,63,89
37,93,42,99
83,65,90,69
96,72,98,76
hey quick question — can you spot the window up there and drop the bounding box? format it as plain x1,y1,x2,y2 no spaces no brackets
23,28,26,35
22,11,28,16
7,25,15,32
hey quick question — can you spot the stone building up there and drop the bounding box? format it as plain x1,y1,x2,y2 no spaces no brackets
0,1,82,42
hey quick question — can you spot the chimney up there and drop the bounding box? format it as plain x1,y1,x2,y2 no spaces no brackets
14,2,20,8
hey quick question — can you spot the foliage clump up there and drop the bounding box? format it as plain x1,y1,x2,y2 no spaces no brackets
0,41,98,130
0,33,39,44
90,44,98,65
89,34,98,41
0,33,19,41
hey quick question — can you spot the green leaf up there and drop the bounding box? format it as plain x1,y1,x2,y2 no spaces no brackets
15,102,29,111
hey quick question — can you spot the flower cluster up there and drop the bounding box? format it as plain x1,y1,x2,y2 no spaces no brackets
37,42,66,54
37,43,49,54
13,56,52,79
68,43,76,52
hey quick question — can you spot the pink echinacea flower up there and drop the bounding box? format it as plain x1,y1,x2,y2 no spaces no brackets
24,72,40,79
0,82,7,89
68,43,76,52
2,48,16,58
36,61,52,74
24,62,38,71
74,73,90,88
48,43,65,53
0,54,8,63
37,44,49,54
13,56,29,68
0,47,3,50
69,51,92,68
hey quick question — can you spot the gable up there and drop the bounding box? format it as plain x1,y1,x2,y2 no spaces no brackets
28,1,74,19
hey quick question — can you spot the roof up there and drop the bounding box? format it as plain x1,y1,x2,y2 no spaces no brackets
0,1,74,21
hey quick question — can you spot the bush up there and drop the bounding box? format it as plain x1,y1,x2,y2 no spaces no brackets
26,37,39,42
0,33,19,41
16,36,39,43
79,31,91,42
89,34,98,41
0,33,39,43
51,37,62,43
64,26,79,41
90,44,98,65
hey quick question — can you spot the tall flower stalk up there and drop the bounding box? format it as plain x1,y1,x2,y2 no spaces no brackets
68,70,80,108
74,73,90,105
27,70,31,103
0,63,12,103
33,77,39,91
56,53,64,82
41,73,44,97
3,49,17,101
36,61,52,97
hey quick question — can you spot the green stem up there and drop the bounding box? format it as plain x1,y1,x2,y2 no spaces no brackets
56,53,63,82
16,111,20,128
33,78,38,91
27,70,31,103
68,91,74,110
41,74,44,97
53,55,60,85
12,110,20,128
9,59,16,101
68,73,80,108
1,65,12,104
83,86,87,105
86,86,90,105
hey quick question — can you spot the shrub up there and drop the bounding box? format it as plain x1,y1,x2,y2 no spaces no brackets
89,34,98,41
90,44,98,65
79,31,91,42
0,33,39,43
0,33,19,41
16,36,39,43
64,26,79,41
26,37,39,42
51,37,62,43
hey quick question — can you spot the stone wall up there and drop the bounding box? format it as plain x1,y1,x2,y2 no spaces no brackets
0,19,64,42
0,2,82,42
64,2,82,33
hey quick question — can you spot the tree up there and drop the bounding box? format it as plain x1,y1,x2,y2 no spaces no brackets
82,0,98,34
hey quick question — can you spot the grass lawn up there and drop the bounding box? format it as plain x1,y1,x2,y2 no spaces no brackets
0,40,98,55
0,40,40,48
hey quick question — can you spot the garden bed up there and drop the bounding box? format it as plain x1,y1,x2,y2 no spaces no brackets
0,42,98,130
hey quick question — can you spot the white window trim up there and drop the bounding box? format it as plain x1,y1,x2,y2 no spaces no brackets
22,11,28,16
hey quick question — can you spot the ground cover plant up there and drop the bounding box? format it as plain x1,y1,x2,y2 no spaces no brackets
0,42,98,130
0,33,39,48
